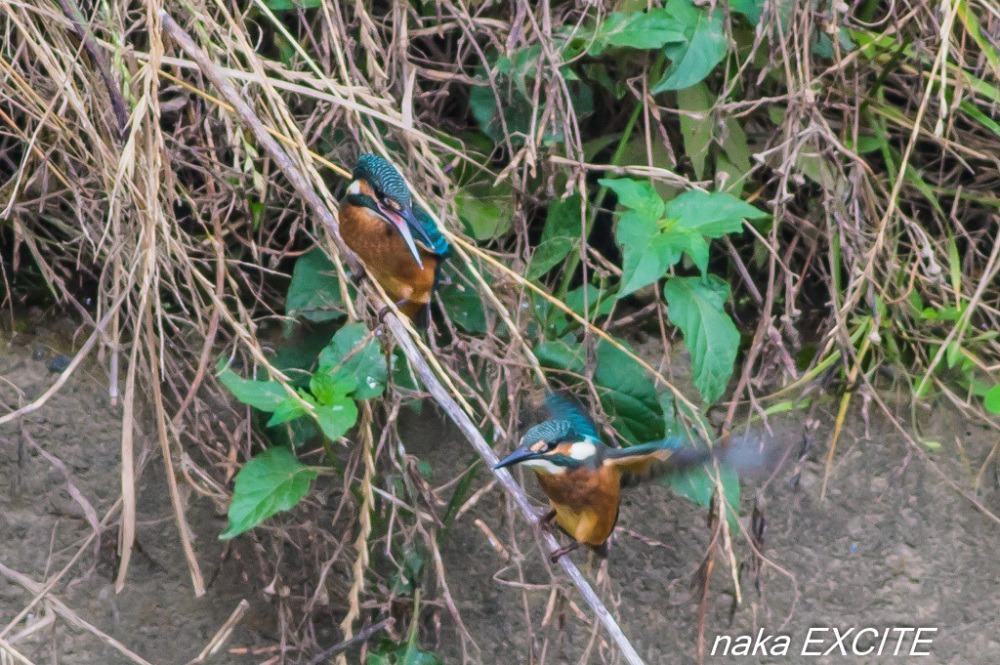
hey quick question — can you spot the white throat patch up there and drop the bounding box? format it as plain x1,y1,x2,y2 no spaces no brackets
347,180,362,195
522,458,565,475
567,440,597,460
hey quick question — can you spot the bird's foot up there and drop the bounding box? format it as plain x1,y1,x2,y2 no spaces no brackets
348,266,368,285
596,559,611,587
536,509,557,533
550,542,579,563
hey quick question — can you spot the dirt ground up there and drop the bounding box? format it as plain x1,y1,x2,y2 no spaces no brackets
2,321,1000,665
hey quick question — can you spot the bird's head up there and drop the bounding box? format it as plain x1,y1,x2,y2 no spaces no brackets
346,154,426,267
494,419,602,475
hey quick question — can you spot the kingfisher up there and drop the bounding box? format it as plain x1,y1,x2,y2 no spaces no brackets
338,154,451,327
496,393,773,562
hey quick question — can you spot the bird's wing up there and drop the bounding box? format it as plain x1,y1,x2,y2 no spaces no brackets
412,205,451,258
543,392,601,441
604,439,713,487
609,430,783,488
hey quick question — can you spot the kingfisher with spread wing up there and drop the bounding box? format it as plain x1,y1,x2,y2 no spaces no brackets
496,393,774,562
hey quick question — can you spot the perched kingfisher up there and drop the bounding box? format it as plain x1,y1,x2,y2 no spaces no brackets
496,393,773,562
338,154,451,327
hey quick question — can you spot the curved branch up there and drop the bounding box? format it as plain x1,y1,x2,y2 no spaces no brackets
158,11,646,665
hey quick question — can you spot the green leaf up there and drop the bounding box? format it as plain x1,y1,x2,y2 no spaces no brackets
663,275,741,403
439,264,487,334
266,396,308,427
615,211,702,296
729,0,765,24
541,194,583,241
262,0,322,10
439,463,480,544
220,447,318,539
456,182,514,240
587,10,688,55
310,371,356,404
605,180,766,295
652,0,727,92
318,323,386,399
565,284,615,320
217,364,288,412
985,385,1000,415
667,190,769,239
595,340,664,445
528,237,576,280
286,249,345,323
598,178,665,219
534,336,587,374
314,395,359,441
677,83,713,179
665,465,740,531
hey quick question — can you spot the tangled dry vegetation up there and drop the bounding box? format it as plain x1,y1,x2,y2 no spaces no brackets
1,0,999,663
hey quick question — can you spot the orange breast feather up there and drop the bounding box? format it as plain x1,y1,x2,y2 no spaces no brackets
338,204,438,319
537,466,621,546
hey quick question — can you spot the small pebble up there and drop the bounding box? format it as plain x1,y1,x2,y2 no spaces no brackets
48,354,71,373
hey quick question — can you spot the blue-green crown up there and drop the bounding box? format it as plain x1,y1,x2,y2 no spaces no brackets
354,154,411,205
520,393,601,446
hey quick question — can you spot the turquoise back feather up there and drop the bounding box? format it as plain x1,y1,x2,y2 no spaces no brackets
542,393,601,441
413,205,452,258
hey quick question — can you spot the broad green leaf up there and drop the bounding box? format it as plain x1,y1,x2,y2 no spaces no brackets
390,548,426,596
318,323,386,399
439,264,487,334
677,83,714,179
220,447,317,539
663,275,741,403
721,117,753,174
310,371,356,405
286,249,345,323
652,0,727,92
598,178,665,219
667,190,768,241
456,182,514,240
541,194,583,241
729,0,765,24
565,284,615,320
608,180,766,293
595,340,663,445
528,237,576,280
266,396,308,427
314,395,359,441
665,465,740,531
470,64,534,144
534,336,587,374
615,211,703,296
985,385,1000,415
218,364,287,412
588,10,687,55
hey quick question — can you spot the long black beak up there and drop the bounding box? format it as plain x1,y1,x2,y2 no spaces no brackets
494,447,540,470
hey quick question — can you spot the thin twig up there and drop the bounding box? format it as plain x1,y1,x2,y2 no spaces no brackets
306,617,393,665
